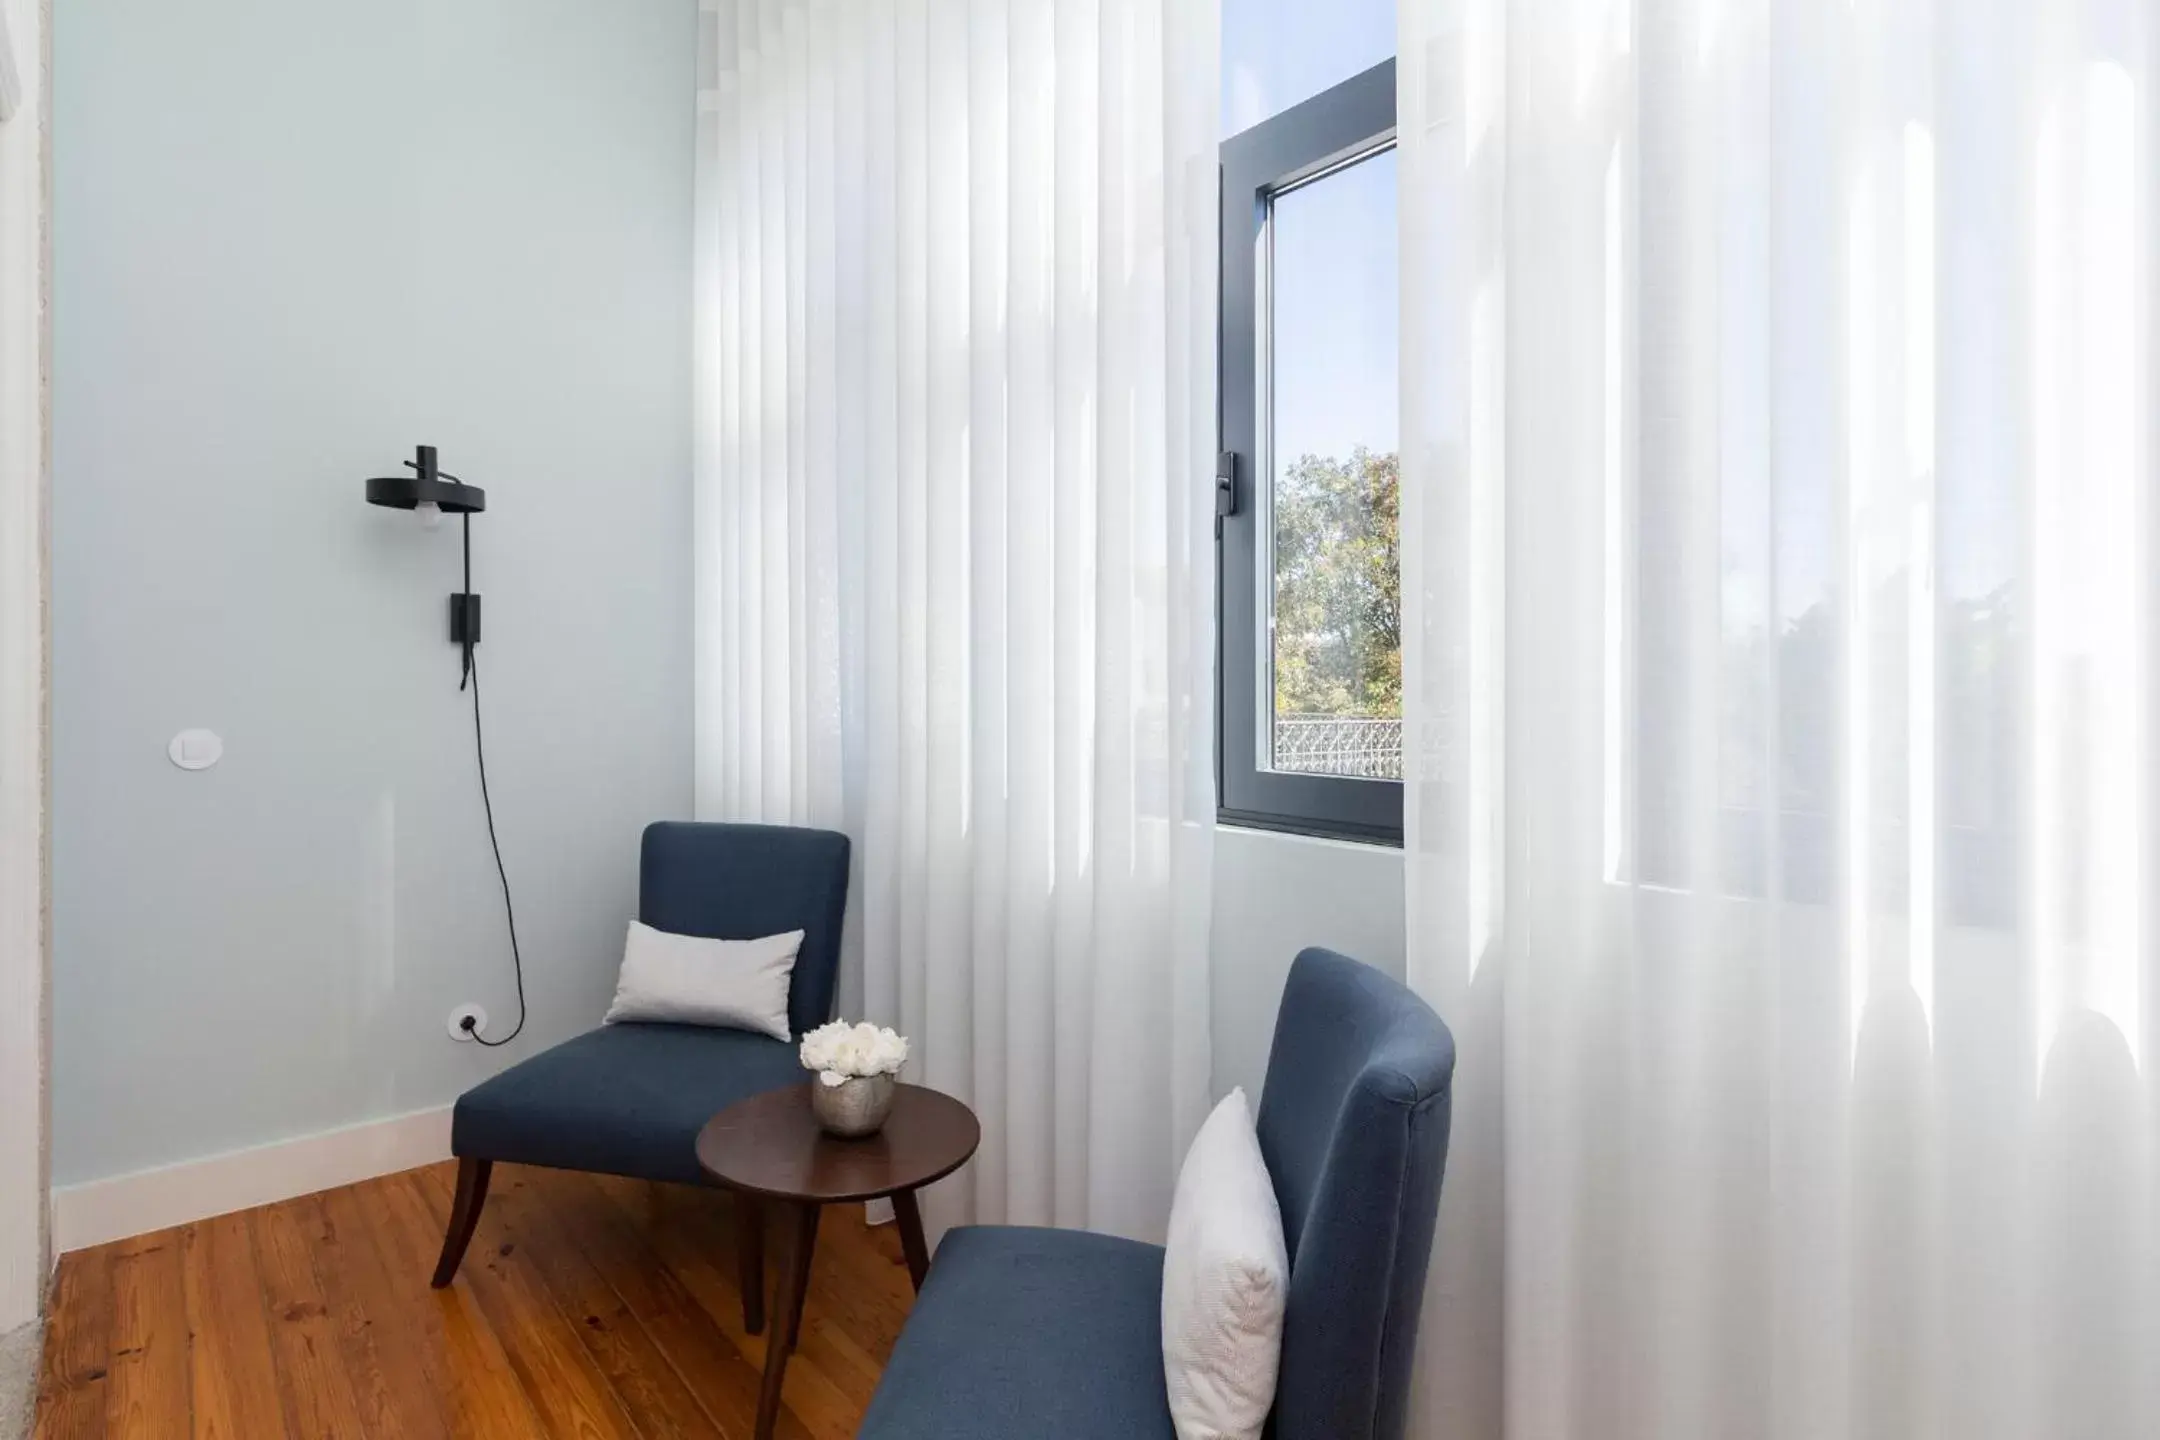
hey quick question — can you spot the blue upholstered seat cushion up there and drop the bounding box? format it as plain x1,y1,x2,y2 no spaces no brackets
856,1225,1177,1440
450,1021,804,1184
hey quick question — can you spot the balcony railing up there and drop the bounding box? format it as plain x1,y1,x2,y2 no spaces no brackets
1272,715,1403,781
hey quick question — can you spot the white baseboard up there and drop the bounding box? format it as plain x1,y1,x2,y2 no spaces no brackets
50,1104,453,1255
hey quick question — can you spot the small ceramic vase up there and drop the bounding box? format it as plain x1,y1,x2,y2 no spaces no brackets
811,1073,897,1138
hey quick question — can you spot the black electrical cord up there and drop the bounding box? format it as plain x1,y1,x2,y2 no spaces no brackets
455,513,526,1048
462,647,527,1047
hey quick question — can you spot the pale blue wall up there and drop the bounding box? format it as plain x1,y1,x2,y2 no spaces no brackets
51,0,696,1186
1212,827,1407,1102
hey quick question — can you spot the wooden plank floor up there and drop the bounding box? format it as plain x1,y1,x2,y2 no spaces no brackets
33,1161,915,1439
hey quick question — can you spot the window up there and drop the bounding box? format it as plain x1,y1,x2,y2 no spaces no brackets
1219,59,1400,842
1221,0,1395,139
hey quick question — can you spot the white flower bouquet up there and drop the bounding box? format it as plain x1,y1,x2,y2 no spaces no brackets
800,1020,910,1137
799,1020,910,1088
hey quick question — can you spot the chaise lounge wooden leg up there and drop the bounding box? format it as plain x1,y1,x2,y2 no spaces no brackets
431,1156,493,1288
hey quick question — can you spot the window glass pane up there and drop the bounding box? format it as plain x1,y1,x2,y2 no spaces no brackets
1267,148,1401,781
1223,0,1395,139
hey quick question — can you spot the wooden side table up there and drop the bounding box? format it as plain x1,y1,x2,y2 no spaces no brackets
696,1082,980,1440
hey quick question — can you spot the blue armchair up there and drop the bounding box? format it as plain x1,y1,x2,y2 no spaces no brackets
857,946,1456,1440
428,820,851,1337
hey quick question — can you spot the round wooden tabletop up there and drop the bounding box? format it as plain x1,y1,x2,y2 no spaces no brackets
695,1082,981,1204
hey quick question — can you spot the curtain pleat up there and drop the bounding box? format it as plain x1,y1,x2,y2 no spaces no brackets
696,0,1217,1244
1404,0,2160,1436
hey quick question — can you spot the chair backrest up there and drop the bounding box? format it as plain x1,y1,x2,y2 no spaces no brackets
1255,948,1456,1440
638,821,852,1039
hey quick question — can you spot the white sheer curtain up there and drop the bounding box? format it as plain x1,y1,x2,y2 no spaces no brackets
694,0,1219,1242
1402,0,2158,1436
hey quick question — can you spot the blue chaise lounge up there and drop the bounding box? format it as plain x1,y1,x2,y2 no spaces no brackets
428,819,851,1338
857,946,1457,1440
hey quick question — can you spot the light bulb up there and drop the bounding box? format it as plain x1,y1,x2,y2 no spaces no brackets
416,499,444,530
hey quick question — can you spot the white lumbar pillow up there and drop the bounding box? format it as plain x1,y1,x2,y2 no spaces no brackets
602,921,803,1041
1161,1087,1289,1440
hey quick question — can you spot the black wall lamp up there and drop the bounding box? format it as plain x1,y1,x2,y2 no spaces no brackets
366,444,486,685
362,443,528,1048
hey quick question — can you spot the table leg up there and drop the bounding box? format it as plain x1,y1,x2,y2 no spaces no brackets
735,1193,765,1335
755,1202,820,1440
893,1187,931,1291
787,1202,820,1350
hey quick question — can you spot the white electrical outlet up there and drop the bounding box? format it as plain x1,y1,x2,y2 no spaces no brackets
447,1003,489,1042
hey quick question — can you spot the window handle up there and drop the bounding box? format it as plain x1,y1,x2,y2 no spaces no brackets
1215,451,1239,537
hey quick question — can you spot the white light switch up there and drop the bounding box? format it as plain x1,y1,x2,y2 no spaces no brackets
168,729,224,771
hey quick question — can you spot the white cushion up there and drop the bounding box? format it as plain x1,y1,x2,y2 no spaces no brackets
1161,1087,1289,1440
601,921,803,1041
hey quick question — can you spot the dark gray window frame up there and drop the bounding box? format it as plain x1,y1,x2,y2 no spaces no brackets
1218,59,1402,845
